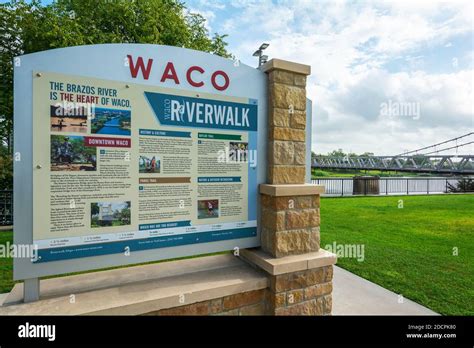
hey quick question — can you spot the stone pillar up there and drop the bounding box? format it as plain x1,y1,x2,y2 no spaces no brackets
241,59,336,316
267,60,309,184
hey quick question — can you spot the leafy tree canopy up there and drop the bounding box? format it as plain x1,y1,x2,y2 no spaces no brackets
0,0,232,189
312,149,374,158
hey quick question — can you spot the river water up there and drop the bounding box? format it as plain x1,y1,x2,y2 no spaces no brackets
51,117,87,133
96,117,130,135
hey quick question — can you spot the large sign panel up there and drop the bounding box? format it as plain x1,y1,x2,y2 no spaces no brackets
32,71,258,262
14,44,266,279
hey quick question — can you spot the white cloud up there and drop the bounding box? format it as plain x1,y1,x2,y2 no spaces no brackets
189,0,474,155
313,69,473,154
187,7,216,32
195,0,226,10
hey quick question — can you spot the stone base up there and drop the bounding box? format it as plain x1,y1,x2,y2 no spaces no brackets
240,248,336,275
0,249,336,316
260,184,325,258
267,266,333,315
241,248,337,315
145,289,267,316
0,254,268,315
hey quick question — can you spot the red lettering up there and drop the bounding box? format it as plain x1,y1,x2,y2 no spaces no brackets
127,55,153,80
186,66,205,87
211,70,230,91
126,56,230,91
161,62,180,84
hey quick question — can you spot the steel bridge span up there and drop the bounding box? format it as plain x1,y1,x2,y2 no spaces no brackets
313,133,474,175
312,155,474,174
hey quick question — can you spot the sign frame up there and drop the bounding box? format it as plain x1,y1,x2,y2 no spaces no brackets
14,44,267,281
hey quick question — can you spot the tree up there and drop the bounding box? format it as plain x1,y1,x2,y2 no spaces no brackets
447,178,474,193
91,203,99,216
0,144,13,189
326,149,346,158
360,152,374,157
326,149,358,158
0,0,232,189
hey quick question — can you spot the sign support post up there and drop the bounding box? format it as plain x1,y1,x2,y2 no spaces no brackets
241,59,337,315
23,278,40,303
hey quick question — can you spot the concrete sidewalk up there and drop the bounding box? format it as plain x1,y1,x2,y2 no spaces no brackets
332,266,438,315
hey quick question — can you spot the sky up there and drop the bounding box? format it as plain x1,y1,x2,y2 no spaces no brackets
4,0,472,155
187,0,474,156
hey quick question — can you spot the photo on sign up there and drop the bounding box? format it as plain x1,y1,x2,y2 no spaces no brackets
139,155,161,174
229,141,248,162
50,135,97,171
50,104,88,133
197,199,219,219
91,107,131,136
91,201,131,228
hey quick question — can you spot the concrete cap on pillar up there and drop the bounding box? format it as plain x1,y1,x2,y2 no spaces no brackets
260,58,311,76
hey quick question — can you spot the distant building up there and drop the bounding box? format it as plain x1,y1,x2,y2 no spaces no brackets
98,204,114,221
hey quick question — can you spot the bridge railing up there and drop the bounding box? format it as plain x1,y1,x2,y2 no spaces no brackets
0,179,471,225
311,177,472,196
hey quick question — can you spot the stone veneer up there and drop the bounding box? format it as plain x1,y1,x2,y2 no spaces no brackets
266,266,333,315
261,194,320,258
144,289,266,316
142,268,333,316
267,65,308,184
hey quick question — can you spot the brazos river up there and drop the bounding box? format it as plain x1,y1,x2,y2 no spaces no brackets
97,117,130,135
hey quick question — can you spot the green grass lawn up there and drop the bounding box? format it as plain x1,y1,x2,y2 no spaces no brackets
0,231,14,294
1,194,472,315
320,194,474,315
